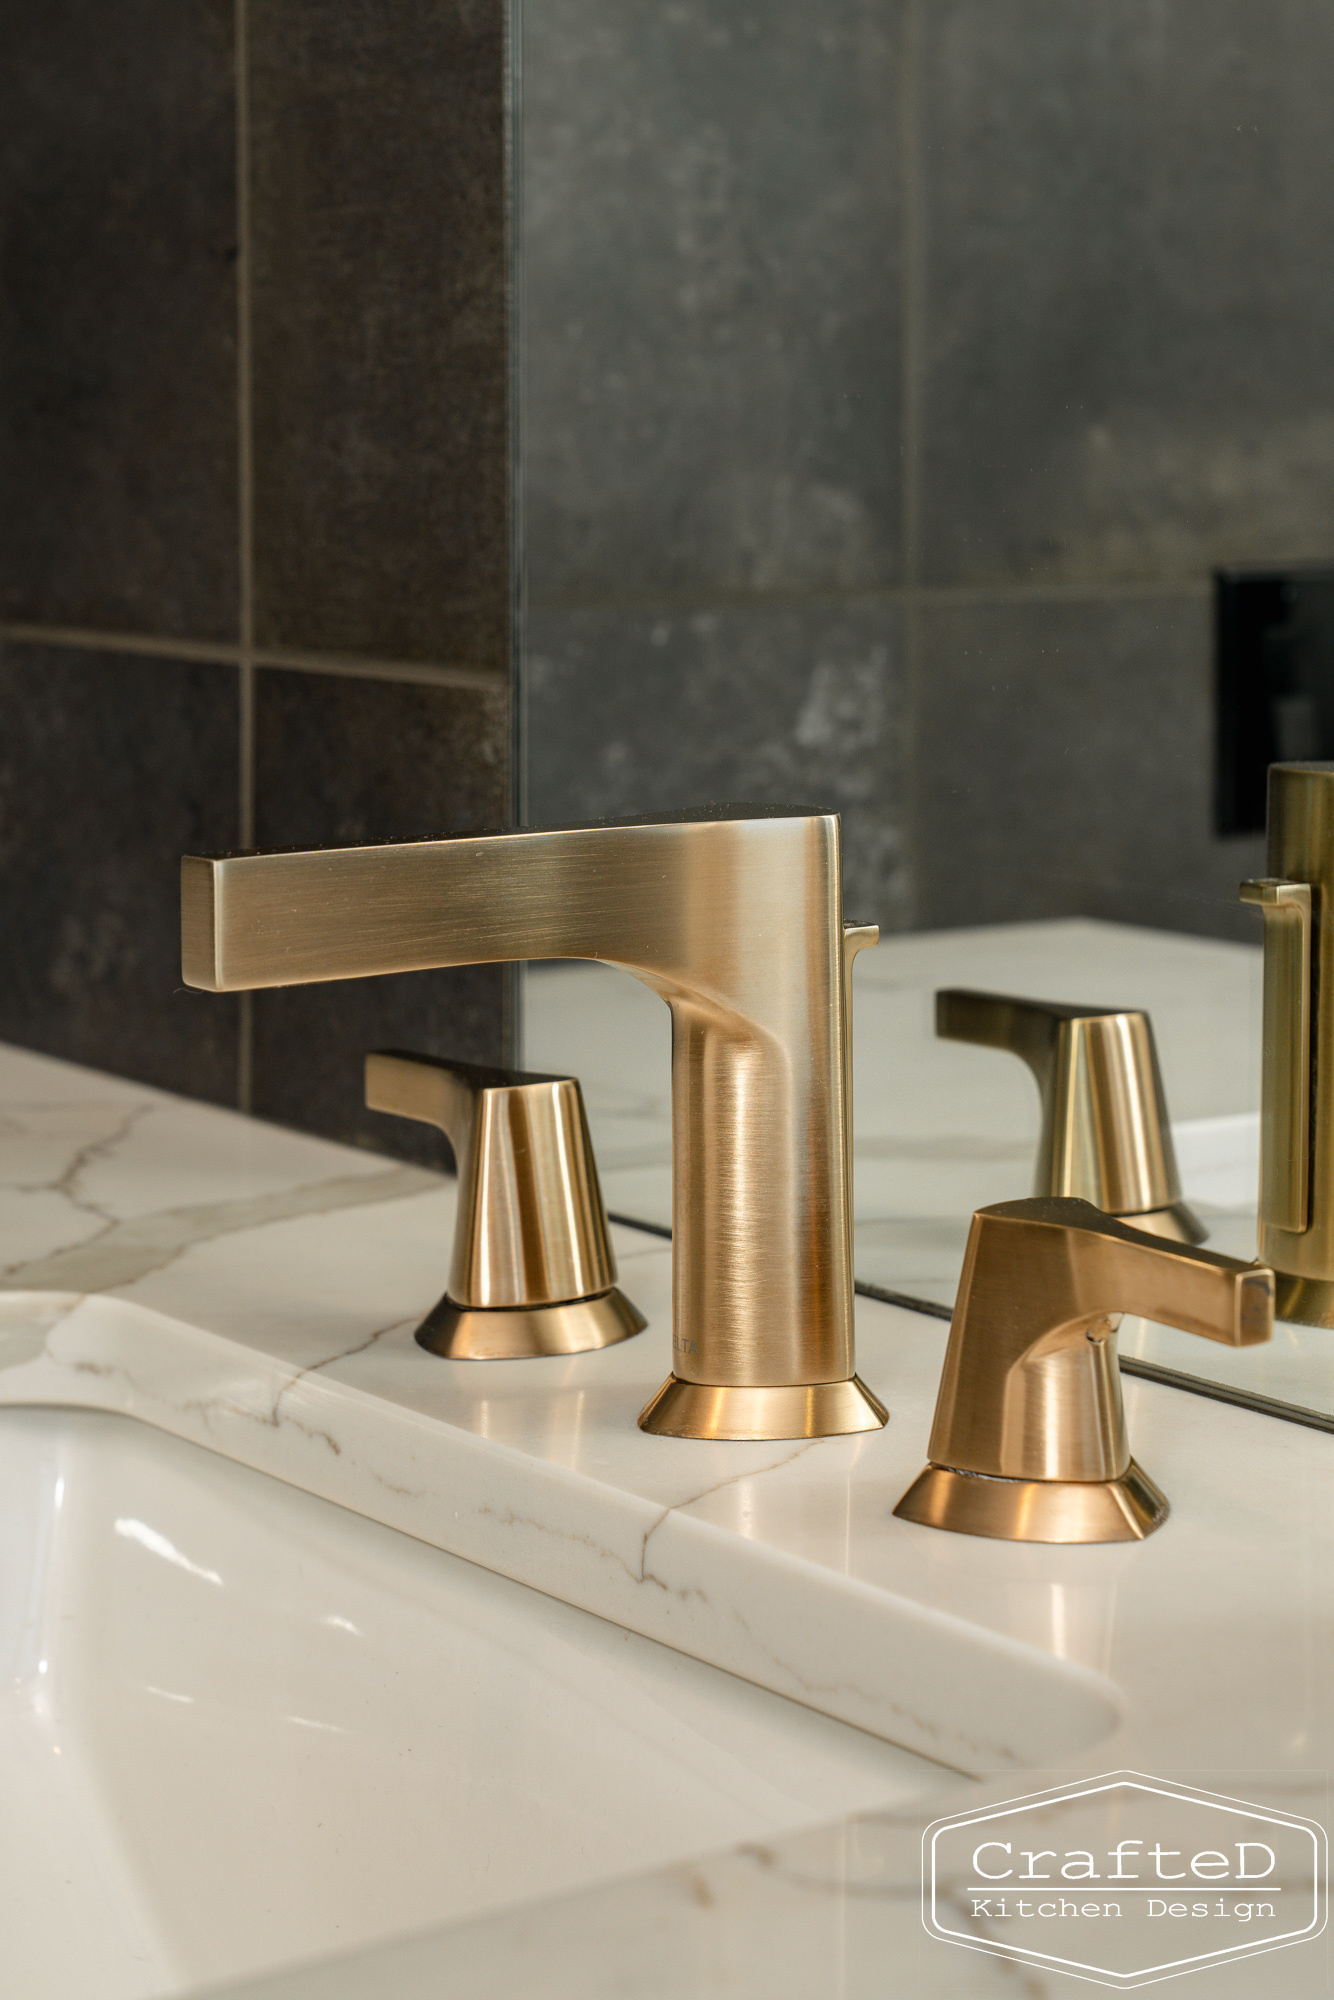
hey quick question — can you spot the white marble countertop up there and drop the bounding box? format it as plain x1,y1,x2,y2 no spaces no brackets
0,991,1329,1998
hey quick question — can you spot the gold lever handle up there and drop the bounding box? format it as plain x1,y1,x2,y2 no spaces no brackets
366,1050,645,1360
1239,879,1312,1235
936,988,1203,1243
894,1196,1274,1543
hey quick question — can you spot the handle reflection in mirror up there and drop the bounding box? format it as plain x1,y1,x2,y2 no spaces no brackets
935,988,1205,1245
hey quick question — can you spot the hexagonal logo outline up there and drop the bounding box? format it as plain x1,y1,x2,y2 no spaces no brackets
922,1769,1327,1989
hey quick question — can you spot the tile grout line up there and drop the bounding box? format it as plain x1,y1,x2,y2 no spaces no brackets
235,0,255,1112
0,622,507,687
0,623,237,665
0,563,1214,689
520,575,1214,617
900,0,925,929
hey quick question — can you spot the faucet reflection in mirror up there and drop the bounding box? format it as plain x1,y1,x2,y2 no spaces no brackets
181,809,886,1441
936,988,1205,1244
1242,760,1334,1326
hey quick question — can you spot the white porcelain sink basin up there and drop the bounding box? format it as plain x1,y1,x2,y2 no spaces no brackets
0,1406,949,1999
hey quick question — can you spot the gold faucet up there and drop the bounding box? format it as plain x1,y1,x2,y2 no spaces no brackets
936,989,1204,1242
364,1050,646,1360
181,809,886,1441
894,1197,1273,1543
1241,760,1334,1325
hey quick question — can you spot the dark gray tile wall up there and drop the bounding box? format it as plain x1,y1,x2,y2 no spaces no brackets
521,0,904,611
0,0,514,1148
520,0,911,933
522,0,1334,941
7,0,1327,1155
0,643,241,1098
525,602,908,927
914,593,1266,942
0,0,239,640
917,0,1334,589
249,0,509,668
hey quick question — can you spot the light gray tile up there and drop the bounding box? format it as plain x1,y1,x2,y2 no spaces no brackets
918,0,1334,586
522,0,904,606
913,591,1266,941
525,601,909,928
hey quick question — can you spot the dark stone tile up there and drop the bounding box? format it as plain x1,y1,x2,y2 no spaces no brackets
249,0,509,668
913,592,1266,941
0,0,238,639
524,601,908,930
0,643,241,1096
919,0,1334,586
522,0,903,606
252,667,509,845
249,668,512,1159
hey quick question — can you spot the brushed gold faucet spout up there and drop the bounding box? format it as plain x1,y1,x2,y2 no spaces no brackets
181,810,886,1440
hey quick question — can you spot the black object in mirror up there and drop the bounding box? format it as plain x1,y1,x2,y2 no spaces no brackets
1216,566,1334,835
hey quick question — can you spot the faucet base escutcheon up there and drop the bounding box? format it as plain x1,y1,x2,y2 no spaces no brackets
638,1373,887,1441
894,1459,1168,1544
418,1288,647,1361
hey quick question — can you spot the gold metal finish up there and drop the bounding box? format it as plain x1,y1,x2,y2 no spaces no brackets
365,1050,644,1360
417,1289,646,1362
637,1374,888,1442
367,1051,619,1308
894,1461,1169,1544
1239,765,1334,1323
1235,768,1334,1329
1239,878,1311,1235
893,1196,1273,1543
936,988,1204,1243
841,922,880,1282
182,810,887,1437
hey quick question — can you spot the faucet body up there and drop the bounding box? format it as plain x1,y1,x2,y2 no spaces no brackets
1242,761,1334,1325
182,809,885,1439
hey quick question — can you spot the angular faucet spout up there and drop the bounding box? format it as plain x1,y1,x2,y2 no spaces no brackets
181,809,886,1440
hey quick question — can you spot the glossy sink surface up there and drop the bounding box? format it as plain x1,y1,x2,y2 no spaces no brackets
0,1406,948,1999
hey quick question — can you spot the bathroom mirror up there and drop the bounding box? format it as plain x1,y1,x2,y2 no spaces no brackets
515,6,1334,1426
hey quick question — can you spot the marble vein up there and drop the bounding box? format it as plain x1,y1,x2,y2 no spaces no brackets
636,1442,822,1592
0,1165,438,1293
14,1097,154,1218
